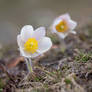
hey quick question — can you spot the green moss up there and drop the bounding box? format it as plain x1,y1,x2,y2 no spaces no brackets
64,78,72,85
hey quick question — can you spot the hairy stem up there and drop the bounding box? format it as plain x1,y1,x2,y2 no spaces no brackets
25,58,33,73
59,38,66,52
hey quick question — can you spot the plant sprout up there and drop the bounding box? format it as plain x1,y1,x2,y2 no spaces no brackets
51,13,77,51
17,25,52,73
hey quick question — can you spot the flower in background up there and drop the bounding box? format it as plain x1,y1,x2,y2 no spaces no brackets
17,25,52,58
51,13,77,39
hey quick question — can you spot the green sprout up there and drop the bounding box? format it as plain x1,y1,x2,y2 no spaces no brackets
75,52,92,63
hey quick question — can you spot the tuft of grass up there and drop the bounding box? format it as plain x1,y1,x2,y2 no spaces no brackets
34,77,41,82
75,52,92,63
64,78,72,85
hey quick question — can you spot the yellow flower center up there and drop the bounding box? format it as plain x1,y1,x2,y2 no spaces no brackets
24,38,38,54
55,20,68,32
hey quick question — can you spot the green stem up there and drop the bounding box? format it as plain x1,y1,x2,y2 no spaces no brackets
25,58,33,73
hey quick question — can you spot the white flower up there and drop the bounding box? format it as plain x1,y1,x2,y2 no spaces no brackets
51,13,77,39
17,25,52,58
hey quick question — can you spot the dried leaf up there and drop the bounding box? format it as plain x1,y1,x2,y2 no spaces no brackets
7,56,24,69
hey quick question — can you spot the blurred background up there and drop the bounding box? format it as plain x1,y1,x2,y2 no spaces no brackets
0,0,92,45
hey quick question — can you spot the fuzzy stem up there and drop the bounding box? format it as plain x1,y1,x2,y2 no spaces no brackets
25,58,33,73
59,38,66,52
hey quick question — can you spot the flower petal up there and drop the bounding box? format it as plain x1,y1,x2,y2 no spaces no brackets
21,25,34,42
59,13,71,20
67,20,77,30
70,30,76,34
57,32,68,39
33,27,46,40
54,13,70,25
17,35,24,48
51,25,57,33
38,37,52,53
19,47,39,58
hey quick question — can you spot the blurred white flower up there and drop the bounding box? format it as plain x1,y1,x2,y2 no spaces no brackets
51,13,77,39
17,25,52,58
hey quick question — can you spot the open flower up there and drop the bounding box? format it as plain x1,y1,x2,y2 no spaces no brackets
17,25,52,58
51,13,77,39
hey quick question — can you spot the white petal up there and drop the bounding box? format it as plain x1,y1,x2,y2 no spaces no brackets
19,47,39,58
38,37,52,53
50,25,57,33
52,19,61,34
57,32,68,39
33,27,46,40
70,30,76,34
17,35,24,48
21,25,34,42
31,53,40,58
67,20,77,30
59,13,71,20
54,13,70,25
53,18,62,26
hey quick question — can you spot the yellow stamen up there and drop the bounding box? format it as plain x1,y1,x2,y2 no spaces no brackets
55,20,68,32
24,38,38,54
